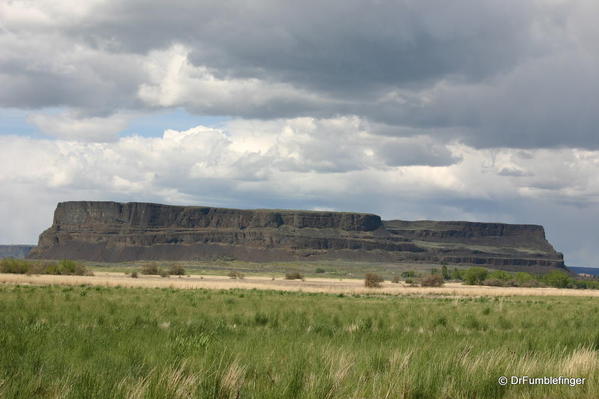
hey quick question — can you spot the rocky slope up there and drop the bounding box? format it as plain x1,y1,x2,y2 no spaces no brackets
28,201,566,271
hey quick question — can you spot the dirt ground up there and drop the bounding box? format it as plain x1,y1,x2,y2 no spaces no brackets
2,272,599,297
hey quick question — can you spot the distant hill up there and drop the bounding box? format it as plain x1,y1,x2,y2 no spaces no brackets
28,201,567,273
569,267,599,277
0,245,35,259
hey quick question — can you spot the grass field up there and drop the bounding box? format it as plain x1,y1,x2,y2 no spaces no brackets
1,284,598,398
3,272,599,297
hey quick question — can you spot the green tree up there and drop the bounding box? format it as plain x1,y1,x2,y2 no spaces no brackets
544,270,571,288
514,272,534,284
488,270,512,281
441,265,450,280
463,267,488,285
451,268,463,280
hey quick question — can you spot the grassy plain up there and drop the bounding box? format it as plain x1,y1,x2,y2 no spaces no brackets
1,284,599,398
3,272,599,297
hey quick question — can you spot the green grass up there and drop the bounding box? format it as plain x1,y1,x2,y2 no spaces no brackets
1,285,598,398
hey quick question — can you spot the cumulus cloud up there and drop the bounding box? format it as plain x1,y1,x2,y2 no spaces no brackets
28,111,132,141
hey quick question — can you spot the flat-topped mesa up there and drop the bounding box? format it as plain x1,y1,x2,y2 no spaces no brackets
29,201,566,271
383,220,557,253
52,201,383,231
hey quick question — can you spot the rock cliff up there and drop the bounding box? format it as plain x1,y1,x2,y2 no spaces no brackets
28,201,566,271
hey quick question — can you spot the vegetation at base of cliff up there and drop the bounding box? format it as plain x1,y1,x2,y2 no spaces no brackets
451,267,599,290
0,258,88,276
284,272,304,280
1,285,599,399
139,264,187,277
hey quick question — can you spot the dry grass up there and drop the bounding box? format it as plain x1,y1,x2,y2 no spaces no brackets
2,272,599,297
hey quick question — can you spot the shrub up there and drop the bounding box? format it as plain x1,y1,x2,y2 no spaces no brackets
482,278,506,287
544,270,570,288
57,259,87,275
391,275,401,283
441,265,450,280
168,264,186,276
0,258,29,274
1,259,87,275
315,268,326,274
131,272,138,278
141,264,159,275
285,272,304,280
364,273,384,288
159,269,170,278
463,267,489,285
404,278,415,285
451,268,463,280
514,272,535,284
401,271,416,278
421,274,444,287
228,271,244,279
488,270,512,281
520,279,543,288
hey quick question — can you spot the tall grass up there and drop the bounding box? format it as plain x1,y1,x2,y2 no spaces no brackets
0,285,598,398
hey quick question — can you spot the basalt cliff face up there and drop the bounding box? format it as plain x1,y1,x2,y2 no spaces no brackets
28,201,566,271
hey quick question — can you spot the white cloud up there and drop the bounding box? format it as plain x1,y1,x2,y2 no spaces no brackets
28,111,132,141
137,45,331,117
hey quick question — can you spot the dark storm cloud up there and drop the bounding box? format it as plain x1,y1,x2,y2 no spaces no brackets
2,0,598,149
78,0,538,94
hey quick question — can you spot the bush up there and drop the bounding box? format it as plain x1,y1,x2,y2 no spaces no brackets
159,269,170,278
228,271,244,279
401,271,416,278
285,272,304,280
391,275,401,283
141,265,159,275
0,258,30,274
168,264,186,276
1,259,87,275
57,259,87,275
544,270,570,288
520,279,543,288
514,272,535,284
482,278,506,287
131,272,138,278
451,268,463,280
421,274,444,287
463,267,489,285
488,270,512,281
315,268,326,274
364,273,384,288
441,265,450,280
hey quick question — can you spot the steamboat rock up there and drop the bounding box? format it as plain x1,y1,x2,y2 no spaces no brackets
28,201,566,272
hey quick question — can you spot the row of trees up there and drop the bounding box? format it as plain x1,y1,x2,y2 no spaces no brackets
361,262,599,290
399,265,598,290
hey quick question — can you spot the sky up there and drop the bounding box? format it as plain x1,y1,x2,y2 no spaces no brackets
1,0,598,266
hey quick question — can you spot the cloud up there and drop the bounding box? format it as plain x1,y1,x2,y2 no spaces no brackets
137,45,334,119
1,0,598,149
28,111,132,141
2,1,599,266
